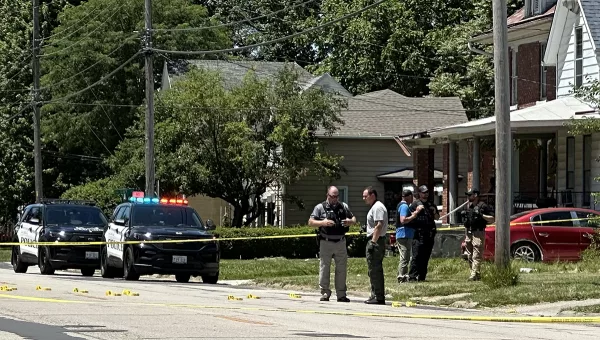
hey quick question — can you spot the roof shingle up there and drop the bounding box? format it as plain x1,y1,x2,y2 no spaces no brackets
581,0,600,51
319,89,468,138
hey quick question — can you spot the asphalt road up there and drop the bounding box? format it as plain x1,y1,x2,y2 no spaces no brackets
0,263,599,340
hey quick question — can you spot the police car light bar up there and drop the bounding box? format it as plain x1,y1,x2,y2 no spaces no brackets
128,192,188,205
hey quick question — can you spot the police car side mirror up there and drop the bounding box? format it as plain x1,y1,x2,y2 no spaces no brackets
206,219,216,230
29,218,40,225
114,219,126,226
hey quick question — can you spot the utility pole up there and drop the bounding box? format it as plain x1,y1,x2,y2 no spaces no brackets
144,0,155,197
32,0,43,203
492,0,511,268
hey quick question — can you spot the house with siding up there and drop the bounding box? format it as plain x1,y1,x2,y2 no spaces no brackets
160,59,468,226
399,0,600,224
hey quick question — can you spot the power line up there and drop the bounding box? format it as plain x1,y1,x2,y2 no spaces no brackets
151,0,320,33
41,4,109,46
39,3,125,57
41,50,142,104
150,0,391,56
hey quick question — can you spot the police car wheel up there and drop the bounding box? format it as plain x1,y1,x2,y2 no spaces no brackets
202,272,219,284
123,247,140,281
175,274,191,283
100,246,115,278
38,247,55,275
11,244,28,273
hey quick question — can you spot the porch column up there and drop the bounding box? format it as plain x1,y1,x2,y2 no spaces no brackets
472,136,481,190
539,138,548,197
449,141,458,224
413,148,435,203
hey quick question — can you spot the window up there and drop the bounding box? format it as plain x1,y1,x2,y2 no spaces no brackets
511,49,518,105
532,211,574,227
575,26,583,89
337,186,349,204
526,0,542,18
583,135,592,206
576,211,600,227
540,42,547,100
566,137,575,189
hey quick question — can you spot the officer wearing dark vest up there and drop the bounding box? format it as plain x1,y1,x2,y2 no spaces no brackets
460,188,494,281
407,185,439,282
308,186,356,302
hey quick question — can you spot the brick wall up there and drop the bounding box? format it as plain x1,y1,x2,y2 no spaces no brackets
519,144,540,197
413,148,435,203
517,42,541,108
480,149,495,194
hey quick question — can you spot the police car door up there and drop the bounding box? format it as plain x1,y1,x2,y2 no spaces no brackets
19,206,42,257
106,205,130,261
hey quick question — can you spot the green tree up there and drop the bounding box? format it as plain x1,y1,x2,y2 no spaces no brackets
39,0,231,195
107,65,347,227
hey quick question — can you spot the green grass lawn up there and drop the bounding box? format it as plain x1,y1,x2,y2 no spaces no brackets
219,256,600,309
569,304,600,314
3,247,600,309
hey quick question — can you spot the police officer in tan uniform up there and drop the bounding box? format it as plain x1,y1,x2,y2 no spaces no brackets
460,188,494,281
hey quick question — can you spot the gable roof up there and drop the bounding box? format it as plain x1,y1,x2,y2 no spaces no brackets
545,0,600,65
163,59,317,90
580,0,600,52
319,89,467,139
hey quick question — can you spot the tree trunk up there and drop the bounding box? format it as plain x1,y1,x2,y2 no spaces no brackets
232,204,245,228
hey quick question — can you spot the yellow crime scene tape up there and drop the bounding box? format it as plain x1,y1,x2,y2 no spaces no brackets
0,216,596,247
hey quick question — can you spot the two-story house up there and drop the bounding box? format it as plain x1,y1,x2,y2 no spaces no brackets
399,0,600,223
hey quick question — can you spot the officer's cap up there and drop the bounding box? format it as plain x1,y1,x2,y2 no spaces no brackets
465,188,480,196
418,185,429,193
401,189,413,197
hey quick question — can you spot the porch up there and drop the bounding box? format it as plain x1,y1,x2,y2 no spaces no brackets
398,96,600,225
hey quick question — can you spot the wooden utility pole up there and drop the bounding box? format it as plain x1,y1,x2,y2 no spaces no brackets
144,0,155,197
492,0,511,268
32,0,43,203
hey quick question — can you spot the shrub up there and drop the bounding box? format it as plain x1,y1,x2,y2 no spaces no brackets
213,225,370,259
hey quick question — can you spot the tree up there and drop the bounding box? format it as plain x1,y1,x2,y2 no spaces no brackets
107,65,347,227
198,0,324,67
38,0,231,195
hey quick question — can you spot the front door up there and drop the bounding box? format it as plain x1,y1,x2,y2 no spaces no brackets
531,210,581,261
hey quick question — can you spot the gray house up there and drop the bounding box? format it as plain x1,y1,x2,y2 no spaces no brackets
160,59,468,226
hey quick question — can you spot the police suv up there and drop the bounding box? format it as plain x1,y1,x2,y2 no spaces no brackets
101,192,219,283
11,199,108,276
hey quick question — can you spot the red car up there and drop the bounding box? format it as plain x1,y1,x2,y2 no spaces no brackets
461,207,600,262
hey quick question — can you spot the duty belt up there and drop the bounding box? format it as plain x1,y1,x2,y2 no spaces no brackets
320,235,345,243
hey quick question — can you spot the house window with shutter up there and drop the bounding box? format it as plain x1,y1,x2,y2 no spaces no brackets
540,42,547,100
575,26,583,89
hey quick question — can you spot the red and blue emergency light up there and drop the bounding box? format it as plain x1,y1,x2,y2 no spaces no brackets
128,191,188,205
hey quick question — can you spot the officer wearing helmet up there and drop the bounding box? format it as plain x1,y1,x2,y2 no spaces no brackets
460,188,494,281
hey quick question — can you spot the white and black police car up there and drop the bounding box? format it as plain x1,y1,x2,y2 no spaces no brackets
101,192,219,283
11,199,108,276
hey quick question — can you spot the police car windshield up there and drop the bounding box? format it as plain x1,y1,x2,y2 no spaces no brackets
131,205,203,228
45,206,107,226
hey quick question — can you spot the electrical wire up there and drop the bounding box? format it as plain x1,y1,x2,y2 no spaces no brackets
41,50,142,104
150,0,391,56
152,0,320,33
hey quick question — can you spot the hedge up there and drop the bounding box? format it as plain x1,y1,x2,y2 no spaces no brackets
213,225,374,259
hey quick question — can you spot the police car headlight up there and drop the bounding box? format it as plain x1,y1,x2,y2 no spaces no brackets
132,232,152,240
49,230,68,239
